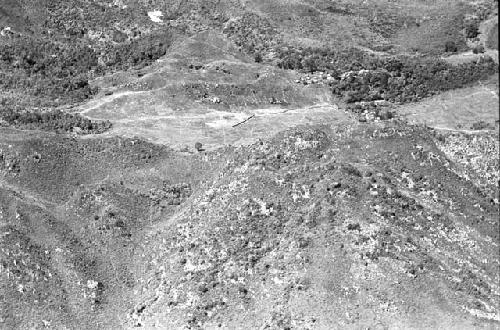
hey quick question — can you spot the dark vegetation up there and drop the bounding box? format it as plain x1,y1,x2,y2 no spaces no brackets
0,0,174,112
98,30,174,70
335,56,497,103
223,13,281,58
277,47,379,74
0,108,111,134
220,0,498,102
444,41,458,53
323,2,354,16
464,18,481,39
346,101,395,122
0,29,174,107
473,44,485,54
276,46,497,103
0,35,99,106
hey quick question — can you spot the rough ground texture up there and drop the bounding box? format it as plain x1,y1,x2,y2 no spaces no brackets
0,0,499,329
127,123,500,329
1,121,499,329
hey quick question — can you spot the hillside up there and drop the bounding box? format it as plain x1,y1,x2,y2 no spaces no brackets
1,121,499,329
0,0,499,329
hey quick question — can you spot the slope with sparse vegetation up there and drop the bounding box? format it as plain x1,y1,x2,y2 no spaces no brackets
0,1,498,329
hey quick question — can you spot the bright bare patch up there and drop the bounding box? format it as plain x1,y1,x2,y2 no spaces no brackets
147,10,163,23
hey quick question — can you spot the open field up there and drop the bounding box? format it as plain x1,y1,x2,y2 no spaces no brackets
399,75,499,130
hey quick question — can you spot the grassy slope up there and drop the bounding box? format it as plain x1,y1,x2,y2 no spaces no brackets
487,22,498,49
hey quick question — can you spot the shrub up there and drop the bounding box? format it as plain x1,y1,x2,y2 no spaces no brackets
331,55,498,104
445,41,458,53
223,13,281,58
472,45,485,54
101,31,173,70
0,35,99,105
464,19,480,39
0,108,111,134
276,47,382,75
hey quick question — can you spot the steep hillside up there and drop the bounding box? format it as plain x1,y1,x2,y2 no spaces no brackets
1,121,498,328
127,123,499,329
0,127,216,328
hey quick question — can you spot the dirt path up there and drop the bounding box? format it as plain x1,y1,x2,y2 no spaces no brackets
77,86,172,116
79,75,499,149
79,97,351,150
79,80,499,149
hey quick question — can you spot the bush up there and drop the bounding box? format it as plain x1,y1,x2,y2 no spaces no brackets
0,26,174,107
331,55,498,104
473,45,485,54
464,20,480,39
223,13,281,58
0,108,111,134
445,41,458,53
276,47,382,75
0,35,100,105
101,31,173,70
273,43,497,105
